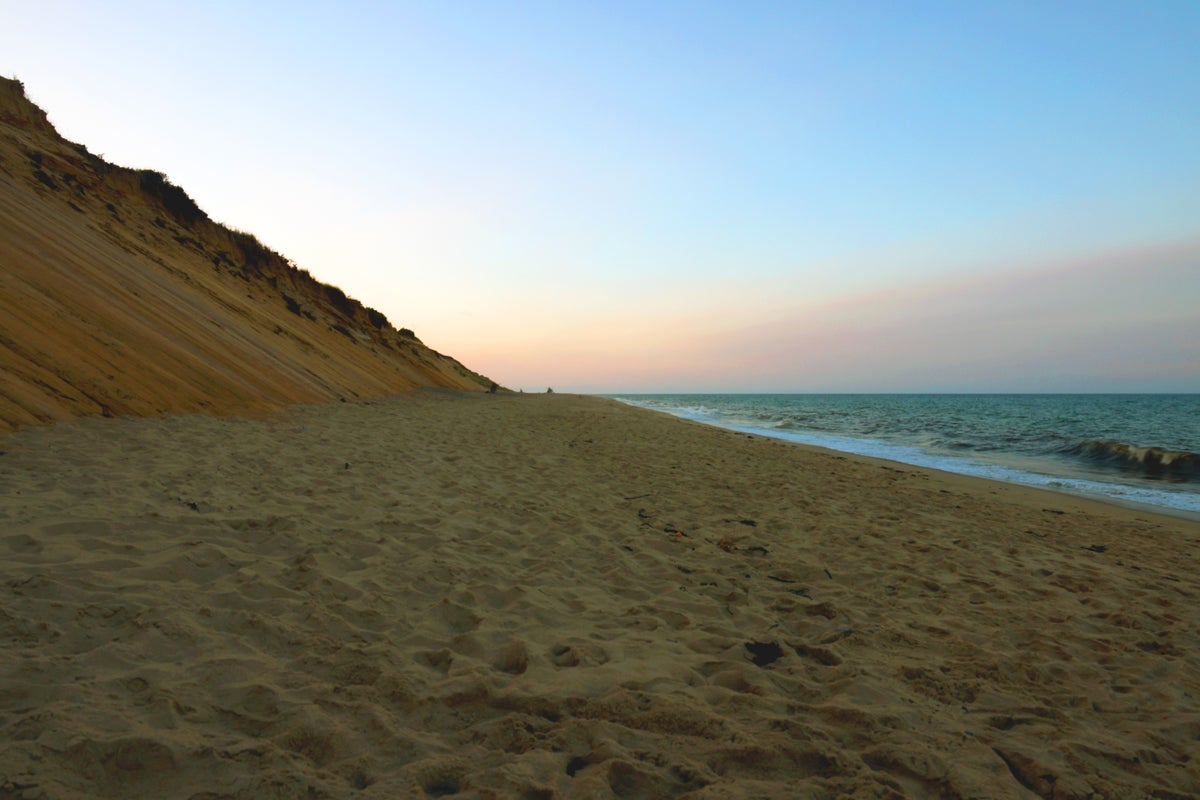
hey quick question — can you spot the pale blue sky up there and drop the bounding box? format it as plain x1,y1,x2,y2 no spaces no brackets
4,1,1198,391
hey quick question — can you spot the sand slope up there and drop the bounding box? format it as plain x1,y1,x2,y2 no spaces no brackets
0,78,492,433
2,394,1197,799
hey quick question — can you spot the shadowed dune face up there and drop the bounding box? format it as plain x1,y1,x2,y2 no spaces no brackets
0,77,493,432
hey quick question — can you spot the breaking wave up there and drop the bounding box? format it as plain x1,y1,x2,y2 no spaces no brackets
611,394,1200,513
1061,440,1200,482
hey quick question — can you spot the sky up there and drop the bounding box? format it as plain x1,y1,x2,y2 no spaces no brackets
3,1,1198,392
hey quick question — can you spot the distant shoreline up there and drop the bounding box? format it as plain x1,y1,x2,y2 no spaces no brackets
607,393,1200,522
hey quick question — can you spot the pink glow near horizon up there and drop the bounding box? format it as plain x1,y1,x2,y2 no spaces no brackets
459,238,1200,393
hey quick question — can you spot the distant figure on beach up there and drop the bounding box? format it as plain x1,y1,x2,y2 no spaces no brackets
489,382,498,394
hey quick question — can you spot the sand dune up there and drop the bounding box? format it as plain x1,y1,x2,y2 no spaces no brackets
2,393,1197,798
0,77,492,433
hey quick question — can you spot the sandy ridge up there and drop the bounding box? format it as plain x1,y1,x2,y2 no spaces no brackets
0,77,493,433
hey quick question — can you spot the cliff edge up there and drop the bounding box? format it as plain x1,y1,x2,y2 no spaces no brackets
0,78,496,432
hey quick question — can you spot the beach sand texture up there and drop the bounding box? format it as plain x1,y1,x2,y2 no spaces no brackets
2,393,1197,799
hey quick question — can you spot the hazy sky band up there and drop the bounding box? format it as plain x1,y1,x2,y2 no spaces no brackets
4,1,1198,391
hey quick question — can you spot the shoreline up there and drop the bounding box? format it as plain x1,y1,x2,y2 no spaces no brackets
607,395,1200,522
621,399,1199,529
2,392,1198,798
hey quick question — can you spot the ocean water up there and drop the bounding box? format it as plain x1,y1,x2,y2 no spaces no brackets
609,394,1200,515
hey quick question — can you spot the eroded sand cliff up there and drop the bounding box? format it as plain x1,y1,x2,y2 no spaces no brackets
0,77,494,432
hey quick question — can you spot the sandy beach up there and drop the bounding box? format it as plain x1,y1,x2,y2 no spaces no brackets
2,392,1197,799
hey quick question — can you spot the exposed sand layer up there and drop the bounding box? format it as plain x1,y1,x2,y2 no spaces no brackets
0,78,491,433
2,393,1197,799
